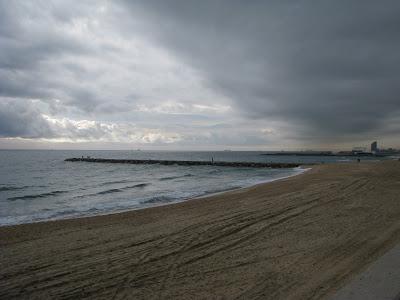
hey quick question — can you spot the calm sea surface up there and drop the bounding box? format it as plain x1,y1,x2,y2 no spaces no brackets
0,150,381,226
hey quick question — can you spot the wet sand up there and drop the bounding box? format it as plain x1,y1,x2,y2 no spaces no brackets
1,161,400,299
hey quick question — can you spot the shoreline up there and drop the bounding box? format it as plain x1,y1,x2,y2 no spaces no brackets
193,165,311,200
1,166,311,228
1,161,400,299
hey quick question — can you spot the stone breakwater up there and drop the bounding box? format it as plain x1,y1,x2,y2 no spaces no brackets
65,158,301,168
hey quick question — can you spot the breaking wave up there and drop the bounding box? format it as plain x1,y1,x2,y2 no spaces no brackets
140,196,176,204
76,183,150,198
159,174,194,181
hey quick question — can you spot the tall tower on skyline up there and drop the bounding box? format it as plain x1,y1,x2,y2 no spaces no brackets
371,141,378,153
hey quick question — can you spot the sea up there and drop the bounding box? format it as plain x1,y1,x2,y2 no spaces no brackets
0,150,383,226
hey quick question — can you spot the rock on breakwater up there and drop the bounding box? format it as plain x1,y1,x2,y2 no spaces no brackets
64,158,301,168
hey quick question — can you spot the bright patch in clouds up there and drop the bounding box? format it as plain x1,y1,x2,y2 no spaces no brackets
42,115,182,144
134,102,231,115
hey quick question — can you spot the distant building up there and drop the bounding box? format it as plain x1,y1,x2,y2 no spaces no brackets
371,141,378,153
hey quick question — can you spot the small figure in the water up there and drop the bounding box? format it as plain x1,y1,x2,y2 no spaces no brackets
357,158,360,163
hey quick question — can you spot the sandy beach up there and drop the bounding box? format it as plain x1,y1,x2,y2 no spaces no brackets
1,161,400,299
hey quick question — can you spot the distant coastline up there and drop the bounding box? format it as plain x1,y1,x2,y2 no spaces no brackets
260,151,394,157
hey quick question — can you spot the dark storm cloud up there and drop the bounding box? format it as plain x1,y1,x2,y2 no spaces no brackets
121,0,400,139
1,0,399,148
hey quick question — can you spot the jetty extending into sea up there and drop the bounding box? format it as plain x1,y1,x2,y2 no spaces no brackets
65,157,300,168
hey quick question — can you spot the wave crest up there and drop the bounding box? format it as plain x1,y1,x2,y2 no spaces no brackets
8,190,68,201
159,174,194,181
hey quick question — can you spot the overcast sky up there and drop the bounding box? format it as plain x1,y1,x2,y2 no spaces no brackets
1,1,399,150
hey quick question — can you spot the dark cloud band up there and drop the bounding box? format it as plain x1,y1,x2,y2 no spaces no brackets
1,0,399,148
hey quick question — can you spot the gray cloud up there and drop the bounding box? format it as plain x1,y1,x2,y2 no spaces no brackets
1,0,400,149
0,1,91,71
121,0,400,141
0,1,226,117
0,100,53,138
